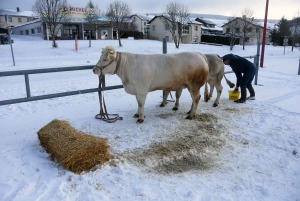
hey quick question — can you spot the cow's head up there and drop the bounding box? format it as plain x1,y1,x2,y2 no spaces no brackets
93,46,118,75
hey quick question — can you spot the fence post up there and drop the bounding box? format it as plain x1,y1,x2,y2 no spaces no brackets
8,27,15,66
163,38,167,54
162,38,167,98
24,74,31,98
298,59,300,75
254,41,260,85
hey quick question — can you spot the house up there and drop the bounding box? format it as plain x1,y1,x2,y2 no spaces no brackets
0,7,38,28
222,16,270,45
195,17,223,35
130,13,154,38
147,15,202,44
13,19,44,38
11,6,117,40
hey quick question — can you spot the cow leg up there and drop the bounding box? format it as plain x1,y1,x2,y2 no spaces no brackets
208,80,214,100
186,87,201,119
213,83,223,107
173,88,183,110
134,93,147,123
160,91,170,107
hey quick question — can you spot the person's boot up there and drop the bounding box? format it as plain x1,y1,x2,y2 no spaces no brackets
246,86,255,100
234,88,246,103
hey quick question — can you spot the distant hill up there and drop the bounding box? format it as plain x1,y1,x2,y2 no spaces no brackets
189,13,230,20
149,13,279,24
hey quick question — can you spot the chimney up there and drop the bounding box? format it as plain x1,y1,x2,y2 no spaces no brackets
17,7,20,12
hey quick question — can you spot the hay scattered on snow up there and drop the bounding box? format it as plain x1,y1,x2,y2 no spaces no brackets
125,113,228,174
37,119,112,174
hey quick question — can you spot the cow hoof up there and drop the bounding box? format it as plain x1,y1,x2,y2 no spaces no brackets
172,107,178,111
213,103,218,107
133,114,139,118
185,115,193,120
136,119,144,123
160,104,165,107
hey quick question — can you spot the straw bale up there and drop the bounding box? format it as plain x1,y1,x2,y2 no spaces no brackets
37,119,112,174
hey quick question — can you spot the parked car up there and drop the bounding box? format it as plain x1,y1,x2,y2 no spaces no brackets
0,33,14,44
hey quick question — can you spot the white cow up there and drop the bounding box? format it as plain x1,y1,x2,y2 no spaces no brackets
93,46,209,123
160,54,235,108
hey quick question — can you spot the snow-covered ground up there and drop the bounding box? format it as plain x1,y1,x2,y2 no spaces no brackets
0,35,299,201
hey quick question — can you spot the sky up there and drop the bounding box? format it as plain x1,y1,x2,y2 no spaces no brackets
0,35,299,200
1,0,300,20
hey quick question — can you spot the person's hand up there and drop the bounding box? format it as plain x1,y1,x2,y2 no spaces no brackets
234,87,239,91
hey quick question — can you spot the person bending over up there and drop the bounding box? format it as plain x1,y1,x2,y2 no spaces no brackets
222,54,256,103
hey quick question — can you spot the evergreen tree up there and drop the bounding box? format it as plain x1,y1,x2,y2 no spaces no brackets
270,17,290,46
270,25,280,45
277,17,290,37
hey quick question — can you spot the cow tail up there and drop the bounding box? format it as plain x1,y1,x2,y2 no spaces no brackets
201,53,209,102
224,74,235,88
204,80,209,102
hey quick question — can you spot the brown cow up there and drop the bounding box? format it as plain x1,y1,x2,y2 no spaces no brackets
160,54,235,109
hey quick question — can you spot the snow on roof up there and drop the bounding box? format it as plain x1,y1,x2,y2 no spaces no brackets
0,8,37,18
132,14,155,21
13,19,41,28
188,18,202,25
196,17,215,25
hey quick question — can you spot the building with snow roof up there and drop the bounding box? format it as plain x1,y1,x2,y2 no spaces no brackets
147,15,202,44
130,13,155,37
0,7,38,29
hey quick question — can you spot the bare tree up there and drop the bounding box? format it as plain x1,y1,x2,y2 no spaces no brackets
84,0,100,47
162,2,190,48
225,16,240,50
0,3,6,28
0,12,6,28
240,8,258,50
32,0,71,48
290,10,300,51
106,0,132,47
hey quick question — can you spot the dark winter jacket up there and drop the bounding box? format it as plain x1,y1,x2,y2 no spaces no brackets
222,54,256,88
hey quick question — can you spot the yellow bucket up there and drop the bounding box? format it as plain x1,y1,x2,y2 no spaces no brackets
228,90,240,100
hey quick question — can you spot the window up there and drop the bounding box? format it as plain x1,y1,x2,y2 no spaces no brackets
152,25,156,31
25,30,29,35
31,28,35,34
8,17,12,22
195,26,198,31
18,18,22,22
235,28,240,33
27,18,31,22
182,25,189,34
226,28,230,33
37,27,41,34
20,30,23,35
256,28,259,33
165,24,169,30
247,27,252,32
144,22,146,26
